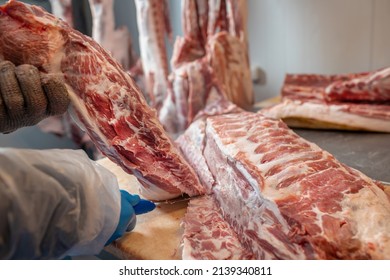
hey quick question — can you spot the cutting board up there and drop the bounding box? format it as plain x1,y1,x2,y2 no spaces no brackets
97,158,187,260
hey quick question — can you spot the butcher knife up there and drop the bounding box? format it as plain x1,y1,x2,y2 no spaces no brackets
157,194,202,204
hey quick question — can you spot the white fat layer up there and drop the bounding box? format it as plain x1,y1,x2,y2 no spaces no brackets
90,2,105,45
338,171,390,258
205,121,306,259
185,119,206,148
172,72,189,130
135,0,168,103
89,0,133,69
181,239,195,260
66,86,113,149
139,184,180,201
262,100,390,132
48,0,70,21
207,122,291,227
310,205,326,236
176,119,215,192
30,7,63,26
158,92,178,133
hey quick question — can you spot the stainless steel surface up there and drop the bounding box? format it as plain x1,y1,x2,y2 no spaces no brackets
294,129,390,182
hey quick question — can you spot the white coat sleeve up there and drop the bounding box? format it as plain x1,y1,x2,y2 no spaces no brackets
0,148,121,259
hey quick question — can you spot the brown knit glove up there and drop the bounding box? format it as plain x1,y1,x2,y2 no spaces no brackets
0,61,70,133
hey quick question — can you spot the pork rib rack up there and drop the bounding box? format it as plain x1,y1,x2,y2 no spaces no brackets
179,112,390,259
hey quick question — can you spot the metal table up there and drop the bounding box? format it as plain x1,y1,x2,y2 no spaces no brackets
294,129,390,183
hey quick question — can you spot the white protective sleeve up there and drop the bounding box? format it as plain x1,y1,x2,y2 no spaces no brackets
0,148,121,259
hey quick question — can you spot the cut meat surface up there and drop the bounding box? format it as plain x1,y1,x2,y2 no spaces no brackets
0,1,204,201
261,74,390,132
182,195,253,260
262,99,390,132
175,90,241,192
279,73,366,102
280,71,390,103
325,67,390,102
49,0,73,26
180,111,390,259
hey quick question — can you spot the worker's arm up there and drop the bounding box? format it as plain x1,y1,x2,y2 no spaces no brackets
0,148,155,259
0,61,70,133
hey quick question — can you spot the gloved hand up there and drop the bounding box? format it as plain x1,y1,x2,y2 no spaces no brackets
0,61,70,133
106,190,156,245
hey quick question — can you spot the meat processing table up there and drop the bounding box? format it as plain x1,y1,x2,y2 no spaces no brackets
98,120,390,260
294,129,390,183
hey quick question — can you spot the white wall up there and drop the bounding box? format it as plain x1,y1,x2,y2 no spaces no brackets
247,0,390,101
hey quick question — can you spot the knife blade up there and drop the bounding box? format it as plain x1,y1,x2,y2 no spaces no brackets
156,194,203,205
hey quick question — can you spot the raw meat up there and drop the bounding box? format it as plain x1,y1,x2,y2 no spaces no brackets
261,74,390,132
0,0,204,200
49,0,73,26
182,195,253,260
135,0,171,109
226,0,249,47
89,0,138,70
176,88,242,191
278,73,367,102
160,42,244,135
262,99,390,132
325,67,390,102
178,0,208,62
44,0,100,159
159,57,218,135
207,31,253,110
181,111,390,259
159,0,253,134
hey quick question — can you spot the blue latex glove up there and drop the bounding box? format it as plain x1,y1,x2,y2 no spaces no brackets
106,190,156,245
